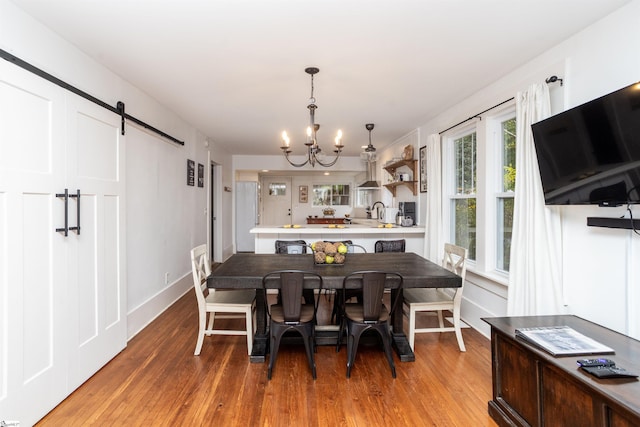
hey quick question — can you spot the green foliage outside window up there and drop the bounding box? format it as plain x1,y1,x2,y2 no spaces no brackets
453,132,477,260
499,118,516,272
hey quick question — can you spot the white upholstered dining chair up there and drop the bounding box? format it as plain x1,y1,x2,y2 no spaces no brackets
191,244,256,355
403,243,468,352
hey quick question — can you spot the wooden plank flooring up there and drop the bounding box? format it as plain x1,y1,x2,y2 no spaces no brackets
37,291,498,426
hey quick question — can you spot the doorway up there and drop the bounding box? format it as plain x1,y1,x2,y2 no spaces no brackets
210,163,216,260
260,176,292,225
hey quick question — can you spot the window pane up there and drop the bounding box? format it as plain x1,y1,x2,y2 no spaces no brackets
454,133,477,195
312,184,350,206
268,183,286,196
498,116,516,272
497,197,513,271
312,185,330,206
452,198,476,260
502,118,516,192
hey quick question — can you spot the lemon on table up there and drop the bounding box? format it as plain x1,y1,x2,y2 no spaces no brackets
328,224,336,228
293,224,301,228
377,224,384,228
283,224,291,228
385,223,393,228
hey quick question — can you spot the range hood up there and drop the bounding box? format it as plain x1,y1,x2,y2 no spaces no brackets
358,123,380,189
359,157,380,189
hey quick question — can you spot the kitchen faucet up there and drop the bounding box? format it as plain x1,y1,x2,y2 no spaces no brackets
371,201,386,220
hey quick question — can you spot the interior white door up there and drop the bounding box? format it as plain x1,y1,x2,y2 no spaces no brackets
261,176,292,225
0,60,70,425
0,60,127,425
65,95,126,389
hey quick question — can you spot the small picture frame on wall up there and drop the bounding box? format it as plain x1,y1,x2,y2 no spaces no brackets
299,185,308,203
419,145,428,193
187,159,195,186
197,163,204,187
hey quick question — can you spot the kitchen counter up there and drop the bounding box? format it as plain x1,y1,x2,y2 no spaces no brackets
249,219,425,255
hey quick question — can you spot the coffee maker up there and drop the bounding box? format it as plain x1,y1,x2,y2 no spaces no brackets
398,202,416,226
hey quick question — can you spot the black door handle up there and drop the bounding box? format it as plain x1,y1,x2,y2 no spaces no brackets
55,189,69,236
68,189,80,235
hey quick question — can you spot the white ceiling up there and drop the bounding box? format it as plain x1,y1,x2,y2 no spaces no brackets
9,0,631,157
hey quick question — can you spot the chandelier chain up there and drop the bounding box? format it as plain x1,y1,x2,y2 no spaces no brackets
280,67,343,168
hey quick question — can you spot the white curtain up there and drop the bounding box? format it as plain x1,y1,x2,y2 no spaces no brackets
507,83,565,316
423,133,444,263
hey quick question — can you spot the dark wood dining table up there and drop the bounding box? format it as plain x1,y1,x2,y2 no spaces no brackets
207,252,462,363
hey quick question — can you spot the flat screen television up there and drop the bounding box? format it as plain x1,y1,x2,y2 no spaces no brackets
531,82,640,206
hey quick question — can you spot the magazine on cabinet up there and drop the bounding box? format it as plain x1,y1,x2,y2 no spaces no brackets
515,325,614,356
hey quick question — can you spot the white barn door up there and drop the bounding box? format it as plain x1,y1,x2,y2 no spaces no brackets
0,60,70,425
0,60,126,425
65,95,126,390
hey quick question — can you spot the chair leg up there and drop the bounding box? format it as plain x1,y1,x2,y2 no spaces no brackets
336,318,345,352
245,308,253,356
194,311,207,356
301,326,316,380
381,327,397,378
208,310,215,330
268,327,283,380
346,325,363,379
437,310,444,328
408,306,416,351
453,309,466,352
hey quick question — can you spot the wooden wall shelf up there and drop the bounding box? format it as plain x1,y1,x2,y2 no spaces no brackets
383,159,418,196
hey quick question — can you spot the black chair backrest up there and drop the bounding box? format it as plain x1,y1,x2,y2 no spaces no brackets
374,239,405,253
263,270,323,322
275,240,307,254
342,271,403,323
362,272,386,322
280,271,303,321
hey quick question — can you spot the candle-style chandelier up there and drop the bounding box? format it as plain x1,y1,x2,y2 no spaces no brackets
280,67,344,167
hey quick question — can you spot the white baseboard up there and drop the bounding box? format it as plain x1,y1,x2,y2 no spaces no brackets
127,272,192,340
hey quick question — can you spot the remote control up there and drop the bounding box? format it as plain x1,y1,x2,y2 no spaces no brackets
576,358,615,367
581,365,639,379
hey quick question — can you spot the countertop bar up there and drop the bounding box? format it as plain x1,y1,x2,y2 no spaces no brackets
251,220,425,235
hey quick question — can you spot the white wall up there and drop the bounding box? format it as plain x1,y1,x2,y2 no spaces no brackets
0,0,232,338
414,1,640,338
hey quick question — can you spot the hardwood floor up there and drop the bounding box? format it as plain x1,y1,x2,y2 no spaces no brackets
37,291,498,426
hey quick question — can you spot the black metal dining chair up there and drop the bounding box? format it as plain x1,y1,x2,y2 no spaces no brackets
274,240,314,304
262,270,323,380
274,240,309,254
335,270,404,378
374,239,406,253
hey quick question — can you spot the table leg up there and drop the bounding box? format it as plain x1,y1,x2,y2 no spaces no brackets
390,288,415,362
250,288,268,363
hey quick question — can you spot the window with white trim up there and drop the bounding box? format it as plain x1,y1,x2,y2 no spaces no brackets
443,102,516,281
497,116,516,272
450,131,477,261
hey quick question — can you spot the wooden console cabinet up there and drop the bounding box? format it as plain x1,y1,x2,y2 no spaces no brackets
483,315,640,427
306,217,348,224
